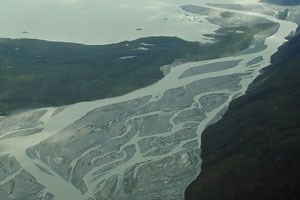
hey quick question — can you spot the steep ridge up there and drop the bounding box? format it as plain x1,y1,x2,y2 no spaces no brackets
185,30,300,200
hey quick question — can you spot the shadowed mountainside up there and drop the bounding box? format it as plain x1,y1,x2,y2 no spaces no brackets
185,32,300,199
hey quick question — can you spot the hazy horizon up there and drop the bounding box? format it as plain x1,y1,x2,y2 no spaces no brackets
0,0,260,45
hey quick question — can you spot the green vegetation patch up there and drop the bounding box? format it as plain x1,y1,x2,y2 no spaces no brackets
220,12,235,18
0,22,276,113
276,8,289,20
0,37,201,112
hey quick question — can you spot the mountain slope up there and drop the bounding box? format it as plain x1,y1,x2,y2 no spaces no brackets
185,32,300,199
